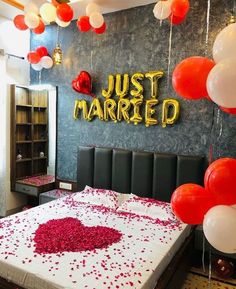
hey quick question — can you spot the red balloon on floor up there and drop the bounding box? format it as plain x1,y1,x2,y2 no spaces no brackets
204,158,236,205
169,14,186,25
171,184,216,225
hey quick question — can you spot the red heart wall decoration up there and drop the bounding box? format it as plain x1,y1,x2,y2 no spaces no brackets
72,71,94,97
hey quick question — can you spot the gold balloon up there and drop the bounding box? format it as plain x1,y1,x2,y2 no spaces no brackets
115,73,129,99
117,99,131,123
145,99,158,127
162,99,180,128
145,71,164,99
104,99,117,122
130,97,143,125
73,100,88,120
87,98,104,121
102,74,115,99
130,72,144,98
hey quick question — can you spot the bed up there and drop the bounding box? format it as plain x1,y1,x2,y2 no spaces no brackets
0,146,206,289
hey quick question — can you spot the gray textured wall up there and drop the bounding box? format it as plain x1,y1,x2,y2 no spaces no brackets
31,0,236,181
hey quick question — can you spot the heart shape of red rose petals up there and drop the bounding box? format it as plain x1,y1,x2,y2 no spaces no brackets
72,71,94,97
34,217,122,254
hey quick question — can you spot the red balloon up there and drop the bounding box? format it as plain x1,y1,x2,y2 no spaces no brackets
220,106,236,115
171,0,190,17
56,3,74,22
36,46,48,58
171,184,216,225
77,16,91,32
93,22,106,34
204,158,236,205
33,19,45,34
27,51,40,64
172,56,215,100
13,15,28,31
169,14,186,25
72,71,94,97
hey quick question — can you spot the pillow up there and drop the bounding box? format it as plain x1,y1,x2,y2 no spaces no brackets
117,195,175,221
73,186,120,209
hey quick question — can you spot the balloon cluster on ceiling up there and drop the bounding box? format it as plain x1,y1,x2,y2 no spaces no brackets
27,46,53,71
171,158,236,254
77,3,106,34
172,23,236,115
153,0,190,25
13,1,106,34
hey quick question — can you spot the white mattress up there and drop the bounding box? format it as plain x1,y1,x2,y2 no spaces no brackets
0,195,190,289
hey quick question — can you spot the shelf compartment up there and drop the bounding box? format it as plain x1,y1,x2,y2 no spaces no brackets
16,143,32,159
16,162,32,179
33,142,47,158
31,90,48,107
15,86,31,106
16,125,32,141
33,125,47,141
33,158,47,175
16,106,32,124
33,108,47,124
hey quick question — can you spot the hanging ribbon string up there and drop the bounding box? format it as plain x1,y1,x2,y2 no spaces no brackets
167,16,173,89
205,0,211,55
208,248,212,289
202,234,206,273
39,70,42,85
208,106,215,164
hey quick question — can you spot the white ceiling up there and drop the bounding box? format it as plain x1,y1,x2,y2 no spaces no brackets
0,0,157,20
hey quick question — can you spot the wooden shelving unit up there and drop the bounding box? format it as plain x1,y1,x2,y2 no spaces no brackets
10,85,49,190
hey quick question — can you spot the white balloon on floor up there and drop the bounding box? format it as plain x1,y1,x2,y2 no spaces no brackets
203,205,236,254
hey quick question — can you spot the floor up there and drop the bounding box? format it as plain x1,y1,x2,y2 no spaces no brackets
182,267,236,289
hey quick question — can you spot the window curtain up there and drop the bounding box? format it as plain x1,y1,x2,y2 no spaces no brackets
0,55,7,216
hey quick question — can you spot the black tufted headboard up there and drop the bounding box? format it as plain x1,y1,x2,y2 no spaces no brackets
77,146,207,202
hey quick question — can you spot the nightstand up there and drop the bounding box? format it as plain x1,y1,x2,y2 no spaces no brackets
39,189,73,205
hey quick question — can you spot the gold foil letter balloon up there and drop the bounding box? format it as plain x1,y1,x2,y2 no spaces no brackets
87,98,104,121
102,75,115,99
130,97,143,125
73,100,88,120
104,99,117,122
162,99,180,128
145,71,164,99
130,72,144,98
117,99,131,123
115,73,129,99
145,99,158,127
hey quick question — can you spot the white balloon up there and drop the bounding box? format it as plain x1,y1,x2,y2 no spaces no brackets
86,3,100,16
24,12,40,29
207,57,236,108
203,205,236,254
40,56,53,69
40,3,56,23
56,17,71,28
89,12,104,29
31,63,43,71
213,23,236,63
24,1,38,14
153,0,172,20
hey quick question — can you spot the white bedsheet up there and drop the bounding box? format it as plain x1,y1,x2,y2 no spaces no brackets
0,195,190,289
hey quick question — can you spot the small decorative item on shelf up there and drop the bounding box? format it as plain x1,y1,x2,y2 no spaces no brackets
16,150,22,160
39,151,45,158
